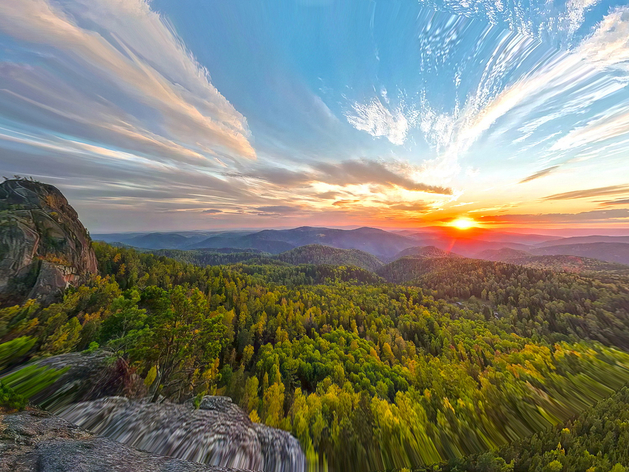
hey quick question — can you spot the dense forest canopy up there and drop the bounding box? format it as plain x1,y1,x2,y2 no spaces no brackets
2,243,629,472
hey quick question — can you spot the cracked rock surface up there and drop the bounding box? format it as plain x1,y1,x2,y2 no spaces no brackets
0,410,249,472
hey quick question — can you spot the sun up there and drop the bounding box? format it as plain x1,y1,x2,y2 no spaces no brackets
448,217,477,230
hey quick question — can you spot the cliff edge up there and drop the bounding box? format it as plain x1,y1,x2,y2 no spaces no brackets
0,179,97,306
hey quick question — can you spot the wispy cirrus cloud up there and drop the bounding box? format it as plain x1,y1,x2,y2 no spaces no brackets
388,202,430,212
251,205,308,217
551,107,629,152
478,208,629,224
599,198,629,207
345,98,418,145
543,184,629,200
519,166,560,184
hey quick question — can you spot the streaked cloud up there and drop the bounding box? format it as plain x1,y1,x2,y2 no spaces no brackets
479,209,629,224
0,0,254,163
388,202,430,212
543,184,629,200
313,160,451,194
519,166,560,184
418,0,600,39
237,160,452,195
599,198,629,206
551,107,629,152
255,205,300,214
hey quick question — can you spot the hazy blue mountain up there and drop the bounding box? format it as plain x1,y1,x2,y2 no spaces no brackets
190,226,416,257
94,231,256,250
125,233,190,249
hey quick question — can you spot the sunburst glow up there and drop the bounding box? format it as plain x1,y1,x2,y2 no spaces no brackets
449,217,477,230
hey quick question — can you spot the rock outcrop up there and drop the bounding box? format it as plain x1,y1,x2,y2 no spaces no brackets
57,396,305,472
0,178,97,306
0,410,247,472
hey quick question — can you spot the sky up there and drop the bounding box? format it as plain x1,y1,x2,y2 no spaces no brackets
0,0,629,233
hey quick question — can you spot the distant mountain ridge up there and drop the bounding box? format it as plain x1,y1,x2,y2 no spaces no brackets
95,227,629,268
190,226,416,257
96,226,419,258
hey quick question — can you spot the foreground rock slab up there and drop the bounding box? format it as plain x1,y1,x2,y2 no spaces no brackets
58,396,306,472
0,410,248,472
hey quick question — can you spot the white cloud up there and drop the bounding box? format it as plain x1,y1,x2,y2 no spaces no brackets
566,0,601,34
552,107,629,151
345,98,418,145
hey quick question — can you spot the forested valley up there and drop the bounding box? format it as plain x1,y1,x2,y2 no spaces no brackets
2,243,629,472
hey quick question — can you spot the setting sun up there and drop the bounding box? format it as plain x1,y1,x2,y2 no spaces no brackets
449,217,477,230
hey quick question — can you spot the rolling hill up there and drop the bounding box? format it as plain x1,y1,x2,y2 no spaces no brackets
530,242,629,265
151,248,273,266
275,244,384,271
475,246,629,274
392,245,461,260
475,247,531,261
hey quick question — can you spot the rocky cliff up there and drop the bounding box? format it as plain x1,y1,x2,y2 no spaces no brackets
0,179,97,306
